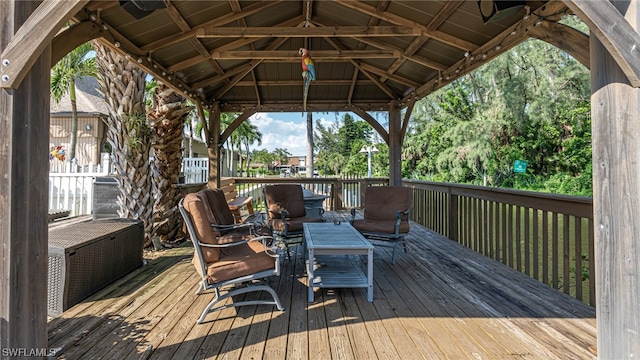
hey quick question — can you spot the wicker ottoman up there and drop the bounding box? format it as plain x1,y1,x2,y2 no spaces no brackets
47,218,144,317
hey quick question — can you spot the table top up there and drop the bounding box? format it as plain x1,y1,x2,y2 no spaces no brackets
303,222,373,250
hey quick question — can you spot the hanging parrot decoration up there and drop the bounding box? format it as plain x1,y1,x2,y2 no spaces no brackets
299,48,316,111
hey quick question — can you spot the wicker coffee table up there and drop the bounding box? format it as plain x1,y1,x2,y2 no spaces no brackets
303,222,374,302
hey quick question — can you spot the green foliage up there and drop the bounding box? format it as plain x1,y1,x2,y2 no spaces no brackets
402,31,592,196
123,112,151,160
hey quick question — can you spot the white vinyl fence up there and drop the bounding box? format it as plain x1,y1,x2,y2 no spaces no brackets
48,154,111,216
48,156,218,216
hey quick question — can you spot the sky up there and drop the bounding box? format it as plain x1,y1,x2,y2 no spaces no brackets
248,112,340,156
248,111,389,156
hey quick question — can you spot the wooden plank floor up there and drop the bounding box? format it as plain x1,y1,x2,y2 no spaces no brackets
47,211,597,359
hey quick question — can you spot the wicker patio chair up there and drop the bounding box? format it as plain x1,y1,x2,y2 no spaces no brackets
350,186,411,264
179,189,284,324
263,184,323,260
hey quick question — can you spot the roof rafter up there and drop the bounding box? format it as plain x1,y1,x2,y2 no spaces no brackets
196,25,421,38
141,1,283,53
322,36,397,100
167,15,305,73
313,17,448,71
380,0,463,83
229,0,261,106
335,0,479,52
214,36,291,99
164,0,228,85
210,49,400,60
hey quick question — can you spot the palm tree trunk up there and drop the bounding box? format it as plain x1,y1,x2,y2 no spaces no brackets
148,82,192,248
94,43,154,247
69,80,78,162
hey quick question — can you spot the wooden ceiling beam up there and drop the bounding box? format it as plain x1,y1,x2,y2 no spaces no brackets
220,109,258,144
335,0,479,52
322,36,397,99
196,26,421,38
164,1,228,84
351,106,390,145
565,0,640,86
359,63,420,89
210,49,400,60
219,100,390,113
313,17,448,71
527,21,590,69
229,0,260,104
167,16,305,73
381,1,463,82
1,0,89,89
408,1,568,102
233,79,372,86
354,36,448,71
213,36,290,99
141,1,283,53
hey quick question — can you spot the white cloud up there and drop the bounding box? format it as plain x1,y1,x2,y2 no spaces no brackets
249,113,336,156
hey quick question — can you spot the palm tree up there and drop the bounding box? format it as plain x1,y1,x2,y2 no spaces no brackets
93,43,154,247
50,42,96,162
237,121,262,175
148,81,193,249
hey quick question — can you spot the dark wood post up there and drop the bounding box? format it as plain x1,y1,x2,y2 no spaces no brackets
0,0,50,352
591,1,640,358
207,102,221,188
388,100,402,186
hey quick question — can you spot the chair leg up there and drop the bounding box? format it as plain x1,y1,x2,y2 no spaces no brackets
390,241,399,264
196,283,284,324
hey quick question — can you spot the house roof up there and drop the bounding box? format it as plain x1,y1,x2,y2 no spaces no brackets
50,76,109,115
67,0,568,113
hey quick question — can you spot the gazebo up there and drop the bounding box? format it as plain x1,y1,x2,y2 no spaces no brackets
1,1,639,358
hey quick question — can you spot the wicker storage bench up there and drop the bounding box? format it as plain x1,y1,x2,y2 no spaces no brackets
47,218,144,317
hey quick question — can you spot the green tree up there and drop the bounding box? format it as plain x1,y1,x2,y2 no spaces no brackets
236,121,262,175
403,29,591,195
273,148,291,166
50,42,97,162
251,149,276,173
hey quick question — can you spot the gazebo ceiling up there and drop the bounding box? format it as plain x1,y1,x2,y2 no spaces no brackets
69,0,568,112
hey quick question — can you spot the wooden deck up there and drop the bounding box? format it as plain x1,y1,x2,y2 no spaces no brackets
47,211,597,359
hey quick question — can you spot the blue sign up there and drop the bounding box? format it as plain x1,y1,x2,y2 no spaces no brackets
514,160,527,173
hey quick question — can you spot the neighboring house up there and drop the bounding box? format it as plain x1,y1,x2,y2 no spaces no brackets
50,76,109,167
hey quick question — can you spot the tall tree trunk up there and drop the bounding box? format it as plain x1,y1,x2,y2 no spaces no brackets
69,80,78,162
148,82,192,248
93,43,154,247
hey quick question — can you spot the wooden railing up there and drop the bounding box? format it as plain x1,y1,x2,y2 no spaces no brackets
220,177,595,306
232,177,389,211
403,180,595,306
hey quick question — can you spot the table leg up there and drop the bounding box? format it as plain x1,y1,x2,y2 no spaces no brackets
367,248,374,302
308,248,315,302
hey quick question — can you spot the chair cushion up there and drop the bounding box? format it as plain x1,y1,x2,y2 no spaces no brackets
264,184,306,218
183,193,220,262
363,186,410,221
268,216,323,233
198,188,236,227
202,240,276,283
352,218,410,235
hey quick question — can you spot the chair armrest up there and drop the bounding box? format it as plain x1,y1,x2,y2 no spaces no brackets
211,222,256,233
248,236,280,258
394,209,410,235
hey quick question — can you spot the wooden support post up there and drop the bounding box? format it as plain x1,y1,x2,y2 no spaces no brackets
207,102,221,188
591,1,640,357
1,0,50,352
388,100,402,186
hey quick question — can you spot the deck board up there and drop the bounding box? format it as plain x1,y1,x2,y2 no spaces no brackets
47,211,597,359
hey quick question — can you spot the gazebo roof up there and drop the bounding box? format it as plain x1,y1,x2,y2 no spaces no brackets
67,0,569,112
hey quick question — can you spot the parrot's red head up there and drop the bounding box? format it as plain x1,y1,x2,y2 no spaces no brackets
299,48,309,57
